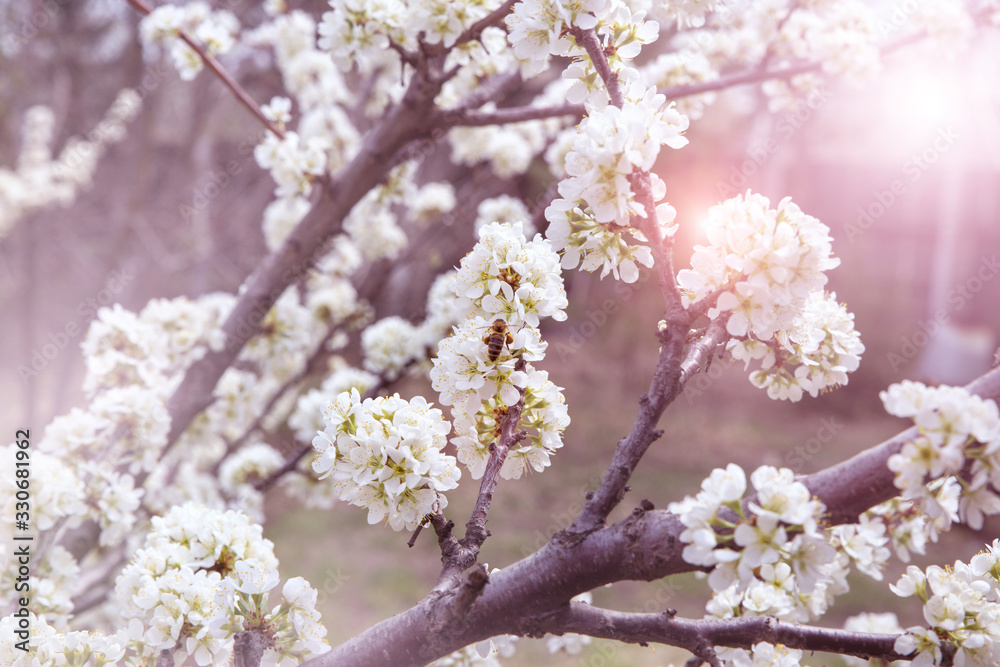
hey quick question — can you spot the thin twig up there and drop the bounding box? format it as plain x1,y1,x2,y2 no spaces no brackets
123,0,285,140
460,358,529,552
570,26,624,107
449,0,518,50
450,103,584,127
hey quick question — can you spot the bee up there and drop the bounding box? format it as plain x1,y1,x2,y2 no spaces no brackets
484,318,515,362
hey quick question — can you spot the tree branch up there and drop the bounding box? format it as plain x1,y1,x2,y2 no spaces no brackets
123,0,285,140
306,365,1000,666
448,103,584,127
162,60,449,451
452,0,518,48
538,603,951,664
570,26,623,107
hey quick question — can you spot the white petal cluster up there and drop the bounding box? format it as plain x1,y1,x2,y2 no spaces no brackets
545,87,688,283
344,189,408,262
451,222,568,327
311,390,460,531
0,613,126,667
679,192,860,400
777,2,881,80
671,464,854,623
505,0,603,76
642,50,718,120
255,131,328,198
891,542,1000,666
139,2,239,80
450,367,569,479
432,222,570,479
729,291,864,401
0,91,141,239
210,563,330,663
361,315,428,380
239,289,322,383
318,0,495,69
679,191,839,339
719,642,804,667
882,381,1000,530
290,363,377,444
113,504,286,664
474,195,533,238
515,2,686,284
218,442,285,520
412,182,457,225
420,270,466,347
449,119,550,179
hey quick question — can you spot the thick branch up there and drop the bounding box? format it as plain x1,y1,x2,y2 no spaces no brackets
163,69,445,449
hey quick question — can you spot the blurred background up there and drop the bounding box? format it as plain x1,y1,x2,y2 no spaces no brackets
2,1,1000,665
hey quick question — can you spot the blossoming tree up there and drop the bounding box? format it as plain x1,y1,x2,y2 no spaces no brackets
3,0,1000,666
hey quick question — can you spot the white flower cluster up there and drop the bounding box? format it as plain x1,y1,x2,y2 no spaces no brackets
642,50,718,120
82,293,233,398
290,363,377,444
139,1,240,80
475,195,533,237
113,503,327,664
0,90,142,239
311,390,461,531
891,540,1000,666
545,88,688,281
777,2,881,80
679,192,862,401
728,290,865,401
212,561,330,663
511,1,687,283
882,381,1000,530
431,223,570,479
0,613,126,667
450,222,568,327
362,316,429,380
318,0,496,68
255,131,328,198
672,465,855,625
218,442,285,521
